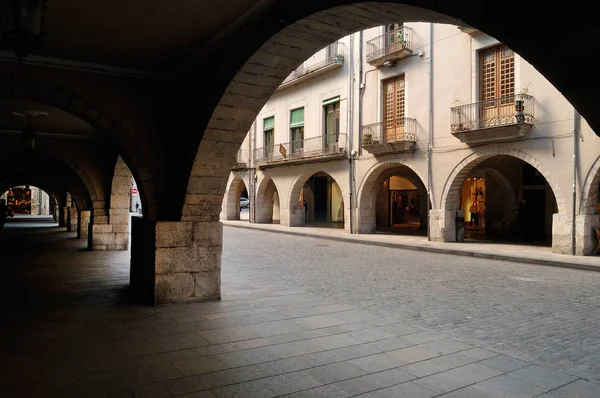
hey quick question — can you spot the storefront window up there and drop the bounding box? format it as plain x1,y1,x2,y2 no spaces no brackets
461,177,486,227
330,181,344,223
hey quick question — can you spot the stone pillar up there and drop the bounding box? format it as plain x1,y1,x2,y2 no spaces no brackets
356,207,376,233
552,214,572,254
576,214,600,255
288,206,305,227
429,209,456,242
154,221,221,304
58,206,65,226
224,198,240,220
61,206,69,227
68,207,78,233
78,210,91,239
130,216,156,305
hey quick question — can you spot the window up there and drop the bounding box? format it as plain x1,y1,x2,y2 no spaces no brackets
383,75,405,142
290,108,304,155
479,44,515,122
323,97,340,148
385,23,404,46
263,116,274,157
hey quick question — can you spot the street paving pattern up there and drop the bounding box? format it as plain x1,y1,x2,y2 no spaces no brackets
223,226,600,383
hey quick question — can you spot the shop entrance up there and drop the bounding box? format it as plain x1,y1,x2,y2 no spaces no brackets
300,172,344,228
458,156,557,246
375,173,427,236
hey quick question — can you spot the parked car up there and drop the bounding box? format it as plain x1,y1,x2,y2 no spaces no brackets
240,197,250,209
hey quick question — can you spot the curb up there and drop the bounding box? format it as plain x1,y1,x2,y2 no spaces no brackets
224,223,600,273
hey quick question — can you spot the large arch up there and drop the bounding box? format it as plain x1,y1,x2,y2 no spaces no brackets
287,168,349,229
357,159,428,234
0,76,158,221
440,148,566,214
255,176,282,224
222,172,250,221
580,155,600,216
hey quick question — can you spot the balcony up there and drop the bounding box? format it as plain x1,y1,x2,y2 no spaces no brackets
254,134,347,168
232,148,249,170
361,118,417,155
277,43,345,91
451,94,534,144
366,26,415,67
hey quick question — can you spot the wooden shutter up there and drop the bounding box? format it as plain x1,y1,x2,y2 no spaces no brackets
479,45,515,124
383,75,405,141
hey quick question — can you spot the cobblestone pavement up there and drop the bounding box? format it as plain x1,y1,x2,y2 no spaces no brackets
1,219,599,397
223,227,600,383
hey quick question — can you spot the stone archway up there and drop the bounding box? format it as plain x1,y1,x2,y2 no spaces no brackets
222,173,249,221
576,156,600,255
357,159,428,234
287,169,348,229
0,76,158,221
255,176,281,224
440,148,565,213
435,148,566,249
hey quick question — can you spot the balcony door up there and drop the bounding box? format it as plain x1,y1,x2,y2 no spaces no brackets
383,75,405,142
263,116,274,159
479,45,515,127
385,23,404,52
323,97,340,151
290,108,304,155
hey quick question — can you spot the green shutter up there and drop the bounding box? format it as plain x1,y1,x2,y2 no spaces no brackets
290,108,304,128
322,97,340,107
263,116,274,131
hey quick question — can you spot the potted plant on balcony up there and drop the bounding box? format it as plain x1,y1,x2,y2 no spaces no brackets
515,82,530,124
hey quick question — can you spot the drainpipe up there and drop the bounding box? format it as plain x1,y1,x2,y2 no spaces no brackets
251,121,257,224
426,23,434,241
358,31,364,158
348,33,355,234
572,108,580,255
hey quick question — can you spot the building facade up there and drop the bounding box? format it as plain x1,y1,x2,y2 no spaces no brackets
222,23,600,256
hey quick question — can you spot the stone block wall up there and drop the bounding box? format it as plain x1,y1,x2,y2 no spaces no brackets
68,207,78,233
154,221,221,304
576,214,600,255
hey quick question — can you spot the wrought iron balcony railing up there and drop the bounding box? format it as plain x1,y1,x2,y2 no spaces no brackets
366,26,414,64
361,118,417,146
254,134,347,164
281,42,345,86
451,94,534,133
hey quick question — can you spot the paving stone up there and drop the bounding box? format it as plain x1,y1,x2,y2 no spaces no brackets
477,355,529,372
216,347,281,367
261,370,323,395
507,365,578,390
211,365,268,384
281,384,351,398
412,363,504,394
348,353,407,373
211,379,277,398
333,368,416,395
400,352,481,377
305,361,367,383
546,379,600,397
370,381,438,397
172,356,230,376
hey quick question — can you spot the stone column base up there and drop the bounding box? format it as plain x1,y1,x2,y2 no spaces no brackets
356,208,376,234
576,214,600,255
68,207,78,232
429,209,457,242
154,221,222,304
78,210,91,239
288,207,305,227
552,214,573,254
